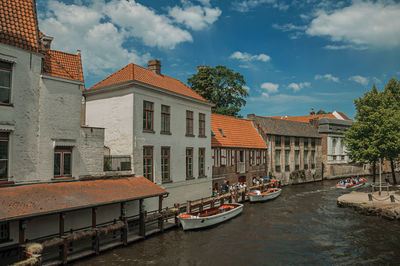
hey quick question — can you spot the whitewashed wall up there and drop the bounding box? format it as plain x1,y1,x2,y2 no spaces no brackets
85,83,213,207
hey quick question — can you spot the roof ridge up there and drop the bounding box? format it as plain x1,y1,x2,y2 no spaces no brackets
259,115,310,124
90,63,134,89
212,113,251,122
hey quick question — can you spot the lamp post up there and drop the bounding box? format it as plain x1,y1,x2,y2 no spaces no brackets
379,158,382,196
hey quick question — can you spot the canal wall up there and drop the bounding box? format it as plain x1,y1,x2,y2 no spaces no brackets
337,191,400,220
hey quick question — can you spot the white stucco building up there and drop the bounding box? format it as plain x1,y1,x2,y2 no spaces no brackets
85,60,214,207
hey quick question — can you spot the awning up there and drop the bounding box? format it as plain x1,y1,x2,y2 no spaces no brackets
0,177,167,222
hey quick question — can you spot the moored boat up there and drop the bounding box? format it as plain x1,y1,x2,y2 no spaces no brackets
336,177,366,189
178,203,243,230
248,188,282,202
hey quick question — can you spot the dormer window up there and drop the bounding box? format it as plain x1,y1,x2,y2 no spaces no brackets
218,129,226,137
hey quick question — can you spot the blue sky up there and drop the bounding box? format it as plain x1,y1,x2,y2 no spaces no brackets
37,0,400,118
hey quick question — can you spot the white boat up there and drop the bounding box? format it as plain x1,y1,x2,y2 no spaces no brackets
336,178,366,189
247,188,282,202
178,203,243,230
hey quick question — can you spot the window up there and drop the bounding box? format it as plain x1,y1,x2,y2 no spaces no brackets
295,150,299,170
256,150,261,165
199,148,205,177
0,132,9,179
143,146,153,181
186,148,193,178
250,150,255,166
186,111,194,136
311,138,316,147
303,138,309,148
285,136,290,147
54,147,72,177
0,222,10,243
285,150,290,172
231,150,236,165
311,151,315,169
275,150,281,172
212,149,217,167
275,136,281,147
218,128,226,137
211,130,215,136
220,149,227,166
199,113,206,137
161,105,170,134
295,137,300,147
0,61,12,104
143,101,154,131
161,147,170,182
304,150,308,169
262,150,266,164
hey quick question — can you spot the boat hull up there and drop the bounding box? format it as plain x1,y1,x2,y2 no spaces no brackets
248,189,282,202
179,203,243,230
336,178,366,189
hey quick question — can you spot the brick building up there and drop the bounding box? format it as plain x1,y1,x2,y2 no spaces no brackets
211,113,267,190
248,114,323,185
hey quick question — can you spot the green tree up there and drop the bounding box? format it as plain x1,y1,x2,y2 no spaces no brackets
316,109,328,115
345,78,400,184
344,85,381,182
188,66,248,117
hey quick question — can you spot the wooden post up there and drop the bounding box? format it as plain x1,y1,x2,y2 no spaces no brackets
229,193,232,203
59,213,67,264
91,208,99,255
158,196,164,232
121,202,128,246
174,203,180,226
199,198,203,212
242,187,247,202
139,199,145,237
186,200,191,213
234,190,239,203
18,220,26,260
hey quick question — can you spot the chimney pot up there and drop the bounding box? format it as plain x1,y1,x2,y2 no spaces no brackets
148,59,161,75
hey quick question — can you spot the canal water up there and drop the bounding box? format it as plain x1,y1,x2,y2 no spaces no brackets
75,179,400,265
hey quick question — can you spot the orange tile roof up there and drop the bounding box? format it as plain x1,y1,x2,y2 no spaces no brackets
0,0,39,52
89,63,207,102
0,177,167,222
269,114,337,123
43,50,85,84
211,113,266,149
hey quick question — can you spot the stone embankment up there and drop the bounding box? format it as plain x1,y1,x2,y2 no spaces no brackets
337,191,400,220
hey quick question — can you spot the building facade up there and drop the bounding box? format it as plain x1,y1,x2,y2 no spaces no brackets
249,114,323,185
85,60,214,207
211,113,267,190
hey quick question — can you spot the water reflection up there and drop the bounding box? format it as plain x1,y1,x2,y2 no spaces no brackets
75,179,400,265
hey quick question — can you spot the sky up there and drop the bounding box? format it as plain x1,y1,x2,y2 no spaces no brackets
36,0,400,118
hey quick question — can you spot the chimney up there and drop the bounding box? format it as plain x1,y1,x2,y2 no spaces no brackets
197,65,210,73
148,59,161,75
310,107,315,116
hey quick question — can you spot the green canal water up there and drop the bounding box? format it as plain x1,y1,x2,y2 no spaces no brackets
74,179,400,265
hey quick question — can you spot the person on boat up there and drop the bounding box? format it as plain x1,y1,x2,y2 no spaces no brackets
252,177,257,186
222,181,228,194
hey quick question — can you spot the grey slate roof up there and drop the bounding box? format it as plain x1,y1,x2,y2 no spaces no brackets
252,115,321,138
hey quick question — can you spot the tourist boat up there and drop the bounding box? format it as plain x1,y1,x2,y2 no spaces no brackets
178,203,243,230
336,178,366,189
247,188,282,202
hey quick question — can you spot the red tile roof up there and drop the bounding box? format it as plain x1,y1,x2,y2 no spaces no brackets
0,0,39,52
269,114,337,123
0,177,167,222
43,50,84,84
211,113,266,149
89,63,207,102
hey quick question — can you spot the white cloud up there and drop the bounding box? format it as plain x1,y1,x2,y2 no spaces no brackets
232,0,288,12
243,85,251,91
261,82,279,96
230,51,271,62
349,75,369,86
315,74,340,83
323,44,367,50
249,94,319,103
104,0,192,49
168,5,221,31
272,23,306,32
288,82,310,92
39,0,220,77
306,1,400,48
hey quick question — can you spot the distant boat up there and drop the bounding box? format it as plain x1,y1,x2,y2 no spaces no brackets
248,188,282,202
336,178,366,189
178,203,243,230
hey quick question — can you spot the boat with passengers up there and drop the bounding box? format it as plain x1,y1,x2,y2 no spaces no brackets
336,177,366,189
